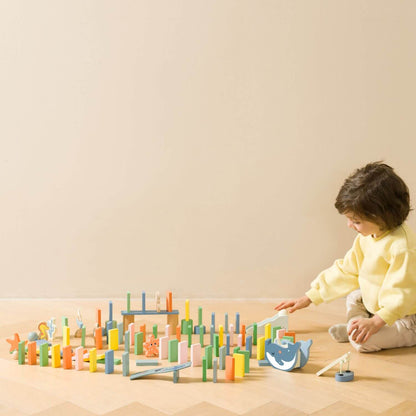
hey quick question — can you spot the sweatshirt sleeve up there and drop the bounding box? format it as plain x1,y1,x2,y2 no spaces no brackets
306,235,362,305
376,248,416,326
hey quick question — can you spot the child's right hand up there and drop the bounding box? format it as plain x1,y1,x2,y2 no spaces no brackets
274,295,312,313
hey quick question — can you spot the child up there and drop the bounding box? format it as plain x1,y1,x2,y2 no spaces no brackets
275,162,416,352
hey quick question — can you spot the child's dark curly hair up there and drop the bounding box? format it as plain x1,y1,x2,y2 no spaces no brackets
335,162,411,230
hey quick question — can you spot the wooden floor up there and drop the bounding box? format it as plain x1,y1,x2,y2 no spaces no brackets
1,298,416,416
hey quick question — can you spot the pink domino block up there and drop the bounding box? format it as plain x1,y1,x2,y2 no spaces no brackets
165,324,171,336
75,346,84,371
277,329,286,339
159,336,169,360
128,323,135,345
178,341,188,364
237,333,243,347
191,343,201,367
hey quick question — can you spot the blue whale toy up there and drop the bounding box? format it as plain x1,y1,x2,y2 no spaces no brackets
265,338,313,372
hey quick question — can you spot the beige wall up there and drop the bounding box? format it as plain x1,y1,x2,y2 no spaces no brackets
1,1,416,298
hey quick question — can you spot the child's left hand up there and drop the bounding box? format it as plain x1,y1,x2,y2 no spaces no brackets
348,315,386,344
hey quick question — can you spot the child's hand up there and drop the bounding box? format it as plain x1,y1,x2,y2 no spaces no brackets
274,295,312,313
348,315,386,344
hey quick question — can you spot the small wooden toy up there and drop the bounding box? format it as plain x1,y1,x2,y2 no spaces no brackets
178,341,188,364
89,348,97,372
225,356,235,381
75,309,84,338
27,341,37,365
63,346,72,369
123,352,129,376
38,322,49,340
6,333,23,353
316,352,354,382
263,339,313,372
105,350,114,374
143,335,159,358
46,318,56,341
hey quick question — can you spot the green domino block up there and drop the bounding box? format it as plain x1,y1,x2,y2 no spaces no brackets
187,323,192,348
113,320,117,329
127,292,131,313
205,345,213,369
168,339,178,362
81,326,86,348
153,324,158,338
39,342,49,367
213,334,219,357
18,341,25,365
62,316,68,328
282,335,294,343
135,332,144,355
198,307,203,326
237,350,250,373
202,356,207,382
181,319,193,334
199,325,204,347
253,323,257,345
233,346,240,354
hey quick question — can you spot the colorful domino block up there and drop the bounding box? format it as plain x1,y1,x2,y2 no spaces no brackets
109,328,119,351
191,343,202,367
63,345,72,369
89,348,97,372
75,346,84,370
178,341,188,365
105,350,114,374
134,332,144,355
52,344,61,368
168,339,178,362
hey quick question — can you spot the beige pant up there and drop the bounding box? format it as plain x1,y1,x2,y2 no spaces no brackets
346,290,416,353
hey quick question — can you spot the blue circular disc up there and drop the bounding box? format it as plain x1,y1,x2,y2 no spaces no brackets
335,370,354,382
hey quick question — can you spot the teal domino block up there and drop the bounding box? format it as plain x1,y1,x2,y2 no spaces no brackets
122,352,129,376
125,331,130,352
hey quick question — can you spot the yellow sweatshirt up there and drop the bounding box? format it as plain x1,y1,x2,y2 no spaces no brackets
306,223,416,326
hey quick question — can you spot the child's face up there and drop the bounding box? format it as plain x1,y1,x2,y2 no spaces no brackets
345,213,383,238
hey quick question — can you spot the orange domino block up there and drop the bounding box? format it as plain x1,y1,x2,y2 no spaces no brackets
176,325,181,341
139,324,146,338
27,341,37,365
166,291,173,312
96,309,102,327
95,327,102,349
241,325,246,346
225,356,235,381
63,345,72,369
284,331,296,342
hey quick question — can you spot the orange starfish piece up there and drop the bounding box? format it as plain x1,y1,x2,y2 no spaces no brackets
6,333,25,353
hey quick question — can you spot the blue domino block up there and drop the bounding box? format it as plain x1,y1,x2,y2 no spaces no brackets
105,350,114,374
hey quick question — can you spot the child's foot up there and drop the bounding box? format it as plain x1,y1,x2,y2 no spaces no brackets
328,324,349,343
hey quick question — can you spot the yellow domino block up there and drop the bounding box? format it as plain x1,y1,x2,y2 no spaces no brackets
219,325,224,347
52,344,61,368
233,353,245,378
89,348,97,372
265,323,271,340
109,328,119,351
257,337,265,361
63,326,70,347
